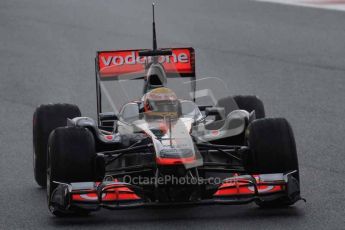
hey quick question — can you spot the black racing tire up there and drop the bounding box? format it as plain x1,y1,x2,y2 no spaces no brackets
47,127,97,216
245,118,300,207
233,95,265,119
48,127,97,183
211,95,264,145
33,103,81,187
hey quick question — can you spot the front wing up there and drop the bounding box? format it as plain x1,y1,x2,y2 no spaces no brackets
49,172,302,212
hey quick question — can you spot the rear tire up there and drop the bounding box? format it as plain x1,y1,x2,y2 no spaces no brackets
245,118,300,207
216,96,239,116
47,127,98,216
211,95,265,145
233,95,265,119
33,103,81,187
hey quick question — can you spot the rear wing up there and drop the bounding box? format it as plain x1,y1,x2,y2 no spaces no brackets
96,47,195,80
94,47,196,123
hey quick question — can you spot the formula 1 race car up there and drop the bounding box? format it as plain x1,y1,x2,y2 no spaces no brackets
33,4,303,216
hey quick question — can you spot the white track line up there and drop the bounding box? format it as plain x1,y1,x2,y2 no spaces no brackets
255,0,345,11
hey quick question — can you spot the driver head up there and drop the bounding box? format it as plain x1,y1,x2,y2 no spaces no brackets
143,87,181,119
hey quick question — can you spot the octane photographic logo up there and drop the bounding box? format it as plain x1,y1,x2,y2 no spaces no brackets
122,175,223,186
100,51,189,66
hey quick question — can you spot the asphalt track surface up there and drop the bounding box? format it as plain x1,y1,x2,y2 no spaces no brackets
1,0,345,229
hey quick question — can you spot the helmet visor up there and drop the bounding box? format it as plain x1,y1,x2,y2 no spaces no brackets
151,100,178,112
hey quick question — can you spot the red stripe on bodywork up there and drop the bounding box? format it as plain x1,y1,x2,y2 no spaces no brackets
72,184,141,202
214,176,285,197
156,156,196,165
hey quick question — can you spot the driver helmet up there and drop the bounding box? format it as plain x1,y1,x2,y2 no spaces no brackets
143,87,181,118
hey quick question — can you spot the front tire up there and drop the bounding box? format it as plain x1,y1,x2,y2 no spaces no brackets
47,127,98,216
33,103,81,187
245,118,300,207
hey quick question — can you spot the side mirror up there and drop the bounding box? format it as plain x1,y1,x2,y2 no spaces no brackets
205,107,225,121
99,112,118,131
99,112,118,121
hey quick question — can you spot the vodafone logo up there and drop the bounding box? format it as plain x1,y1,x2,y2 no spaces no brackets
100,51,189,67
97,47,195,78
